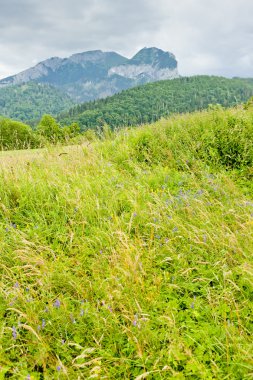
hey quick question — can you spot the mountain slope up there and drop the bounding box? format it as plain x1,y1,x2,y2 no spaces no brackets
0,47,179,102
59,75,253,130
0,82,74,122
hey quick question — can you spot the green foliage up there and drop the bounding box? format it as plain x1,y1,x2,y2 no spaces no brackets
0,82,74,122
59,75,253,130
211,113,253,168
0,105,253,378
0,118,41,150
244,96,253,110
36,114,63,143
62,122,81,140
36,115,82,144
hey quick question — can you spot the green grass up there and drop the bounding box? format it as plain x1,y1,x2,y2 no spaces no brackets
0,106,253,379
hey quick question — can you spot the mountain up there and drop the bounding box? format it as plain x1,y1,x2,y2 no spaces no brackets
0,47,179,103
0,82,74,122
59,75,253,130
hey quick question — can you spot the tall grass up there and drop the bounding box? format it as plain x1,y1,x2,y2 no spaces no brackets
0,106,252,379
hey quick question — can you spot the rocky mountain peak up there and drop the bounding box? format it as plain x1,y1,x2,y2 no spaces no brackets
0,47,179,102
130,47,177,69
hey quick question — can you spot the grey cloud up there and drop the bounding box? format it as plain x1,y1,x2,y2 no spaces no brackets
0,0,253,79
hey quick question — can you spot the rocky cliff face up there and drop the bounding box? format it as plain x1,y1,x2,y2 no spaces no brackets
0,47,179,102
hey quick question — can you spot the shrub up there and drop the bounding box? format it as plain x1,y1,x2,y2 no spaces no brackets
0,117,41,150
36,114,63,143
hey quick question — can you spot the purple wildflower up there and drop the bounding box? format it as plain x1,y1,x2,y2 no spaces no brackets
56,365,61,372
12,326,17,339
133,314,138,326
53,299,61,308
9,297,17,306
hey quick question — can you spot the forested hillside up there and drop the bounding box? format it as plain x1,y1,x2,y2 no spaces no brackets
0,82,74,122
59,76,253,130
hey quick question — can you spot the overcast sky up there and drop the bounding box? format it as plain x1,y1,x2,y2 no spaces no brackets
0,0,253,79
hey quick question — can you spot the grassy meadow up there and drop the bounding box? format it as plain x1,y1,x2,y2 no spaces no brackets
0,106,253,379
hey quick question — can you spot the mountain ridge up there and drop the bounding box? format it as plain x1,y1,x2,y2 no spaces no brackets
0,47,179,102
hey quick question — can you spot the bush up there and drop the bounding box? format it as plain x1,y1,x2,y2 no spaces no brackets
36,114,63,143
205,110,253,169
0,118,41,150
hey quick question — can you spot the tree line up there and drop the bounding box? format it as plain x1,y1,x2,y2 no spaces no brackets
0,115,81,150
59,76,253,130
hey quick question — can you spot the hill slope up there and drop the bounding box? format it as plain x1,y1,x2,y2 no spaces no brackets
0,82,74,122
0,105,252,378
59,75,253,130
0,47,179,103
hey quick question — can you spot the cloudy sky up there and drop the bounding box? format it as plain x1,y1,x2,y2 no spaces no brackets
0,0,252,79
